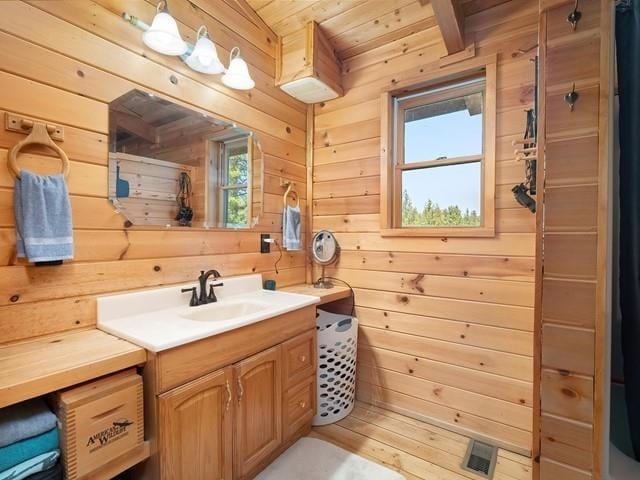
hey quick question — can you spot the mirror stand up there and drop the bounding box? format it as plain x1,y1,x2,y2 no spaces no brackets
313,265,334,289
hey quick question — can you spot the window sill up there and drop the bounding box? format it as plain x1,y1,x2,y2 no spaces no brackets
380,227,495,238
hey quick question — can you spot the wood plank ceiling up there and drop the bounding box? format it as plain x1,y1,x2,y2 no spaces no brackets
246,0,512,60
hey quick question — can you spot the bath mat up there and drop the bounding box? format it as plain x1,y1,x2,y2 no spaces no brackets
256,437,405,480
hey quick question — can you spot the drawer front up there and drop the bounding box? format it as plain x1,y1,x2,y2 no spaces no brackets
156,306,315,393
284,376,315,440
282,329,316,387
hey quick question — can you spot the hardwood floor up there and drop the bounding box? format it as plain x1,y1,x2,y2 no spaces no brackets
310,402,532,480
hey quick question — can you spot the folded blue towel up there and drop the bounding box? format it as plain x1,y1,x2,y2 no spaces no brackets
283,206,301,250
14,170,73,263
0,450,59,480
23,461,62,480
0,428,58,472
0,399,57,448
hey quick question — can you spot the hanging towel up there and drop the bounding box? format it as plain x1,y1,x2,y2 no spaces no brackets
0,428,59,472
0,398,57,448
282,205,301,250
14,170,73,265
0,450,59,480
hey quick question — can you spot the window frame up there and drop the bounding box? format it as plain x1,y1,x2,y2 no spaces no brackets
380,60,497,237
206,135,252,228
219,137,250,228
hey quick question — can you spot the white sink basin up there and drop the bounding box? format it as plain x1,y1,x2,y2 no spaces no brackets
97,274,319,352
181,299,271,322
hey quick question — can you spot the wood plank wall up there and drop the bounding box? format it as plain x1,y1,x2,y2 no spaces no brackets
312,0,539,455
0,0,308,344
537,0,612,478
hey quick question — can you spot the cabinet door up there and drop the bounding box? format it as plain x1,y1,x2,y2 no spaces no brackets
159,367,233,480
233,345,282,478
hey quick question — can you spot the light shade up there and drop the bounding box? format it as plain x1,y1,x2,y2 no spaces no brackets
143,6,187,56
185,26,224,74
222,48,255,90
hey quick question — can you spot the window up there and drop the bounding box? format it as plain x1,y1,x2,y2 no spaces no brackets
208,136,251,228
381,66,496,237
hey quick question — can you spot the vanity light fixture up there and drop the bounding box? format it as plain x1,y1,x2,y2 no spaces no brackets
142,1,187,56
222,47,255,90
123,1,254,90
185,26,225,74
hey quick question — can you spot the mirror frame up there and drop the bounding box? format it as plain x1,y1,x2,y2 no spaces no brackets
311,230,339,265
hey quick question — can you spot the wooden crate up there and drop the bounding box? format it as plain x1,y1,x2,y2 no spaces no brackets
52,369,144,480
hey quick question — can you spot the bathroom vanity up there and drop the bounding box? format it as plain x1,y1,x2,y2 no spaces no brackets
97,274,320,480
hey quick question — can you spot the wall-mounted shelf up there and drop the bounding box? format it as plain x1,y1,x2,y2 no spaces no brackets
0,329,146,409
281,284,351,306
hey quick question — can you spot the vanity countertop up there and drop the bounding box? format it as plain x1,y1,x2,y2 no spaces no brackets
0,329,146,409
281,284,352,306
97,274,320,352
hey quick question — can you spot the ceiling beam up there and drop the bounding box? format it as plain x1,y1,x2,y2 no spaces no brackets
112,111,157,144
431,0,465,54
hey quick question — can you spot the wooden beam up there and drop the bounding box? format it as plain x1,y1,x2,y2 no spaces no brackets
225,0,278,40
112,111,157,144
431,0,465,54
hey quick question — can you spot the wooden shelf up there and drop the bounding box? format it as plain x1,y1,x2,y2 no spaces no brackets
0,329,147,408
281,284,352,306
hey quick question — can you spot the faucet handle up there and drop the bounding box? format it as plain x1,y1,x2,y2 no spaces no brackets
181,287,199,307
207,282,224,302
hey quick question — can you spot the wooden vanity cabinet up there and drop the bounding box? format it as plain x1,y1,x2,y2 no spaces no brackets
158,367,233,480
139,306,316,480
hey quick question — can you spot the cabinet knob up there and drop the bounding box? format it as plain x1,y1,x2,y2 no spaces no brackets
299,401,307,409
299,355,307,363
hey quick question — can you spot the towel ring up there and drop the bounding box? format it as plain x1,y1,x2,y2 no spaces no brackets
8,122,70,179
282,181,300,209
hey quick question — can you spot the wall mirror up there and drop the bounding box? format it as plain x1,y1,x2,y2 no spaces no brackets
108,90,263,229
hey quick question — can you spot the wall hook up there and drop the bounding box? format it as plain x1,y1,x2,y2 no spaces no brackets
567,0,582,31
564,83,579,112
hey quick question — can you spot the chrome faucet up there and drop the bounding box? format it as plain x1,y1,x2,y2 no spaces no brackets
181,270,223,307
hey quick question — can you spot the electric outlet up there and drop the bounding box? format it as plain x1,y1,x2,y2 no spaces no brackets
260,234,271,253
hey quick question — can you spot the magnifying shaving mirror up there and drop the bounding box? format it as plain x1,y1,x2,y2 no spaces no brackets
311,230,339,289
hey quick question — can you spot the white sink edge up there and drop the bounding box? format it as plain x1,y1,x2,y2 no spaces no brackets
98,297,319,352
97,281,320,352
